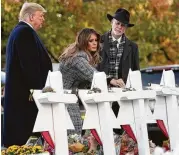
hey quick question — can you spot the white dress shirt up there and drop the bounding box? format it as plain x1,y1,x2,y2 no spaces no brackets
112,36,122,48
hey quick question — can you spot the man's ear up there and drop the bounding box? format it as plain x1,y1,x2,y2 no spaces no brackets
29,14,33,21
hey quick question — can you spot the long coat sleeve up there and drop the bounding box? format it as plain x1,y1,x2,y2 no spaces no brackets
59,51,96,134
3,22,52,147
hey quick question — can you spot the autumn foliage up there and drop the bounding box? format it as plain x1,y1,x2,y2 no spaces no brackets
1,0,179,68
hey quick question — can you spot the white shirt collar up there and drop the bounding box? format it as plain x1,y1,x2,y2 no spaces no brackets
19,20,34,29
112,35,122,44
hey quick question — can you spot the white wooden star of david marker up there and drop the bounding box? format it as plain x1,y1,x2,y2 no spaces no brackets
151,70,179,151
78,72,119,155
32,71,78,155
110,87,136,131
120,69,156,155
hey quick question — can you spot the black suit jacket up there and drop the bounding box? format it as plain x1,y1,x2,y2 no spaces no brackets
97,31,140,83
3,22,52,147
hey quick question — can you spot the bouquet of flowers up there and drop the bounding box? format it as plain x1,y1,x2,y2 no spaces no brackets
119,133,138,155
68,131,103,155
1,145,49,155
1,136,49,155
162,139,170,151
119,132,156,155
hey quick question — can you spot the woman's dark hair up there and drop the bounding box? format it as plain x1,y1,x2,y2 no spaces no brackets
59,28,101,66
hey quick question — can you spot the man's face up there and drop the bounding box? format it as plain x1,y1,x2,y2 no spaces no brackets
31,11,45,31
111,19,126,38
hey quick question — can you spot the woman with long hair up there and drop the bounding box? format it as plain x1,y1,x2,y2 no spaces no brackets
59,28,101,134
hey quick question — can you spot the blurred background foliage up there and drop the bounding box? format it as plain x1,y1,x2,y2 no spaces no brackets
1,0,179,68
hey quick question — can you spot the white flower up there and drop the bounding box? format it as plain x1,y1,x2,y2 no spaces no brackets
56,13,62,18
153,144,179,155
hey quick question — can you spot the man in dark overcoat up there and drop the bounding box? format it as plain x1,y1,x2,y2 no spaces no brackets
97,8,140,134
3,2,52,147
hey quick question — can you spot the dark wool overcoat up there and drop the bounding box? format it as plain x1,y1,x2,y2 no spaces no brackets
97,31,140,83
3,22,52,147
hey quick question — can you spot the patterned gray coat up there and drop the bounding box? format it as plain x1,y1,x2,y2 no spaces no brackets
59,51,96,134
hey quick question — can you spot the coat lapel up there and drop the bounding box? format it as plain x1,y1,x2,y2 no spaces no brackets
122,37,131,61
34,32,48,54
102,32,110,58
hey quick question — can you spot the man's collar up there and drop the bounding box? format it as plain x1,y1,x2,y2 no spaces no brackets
112,35,122,43
108,30,126,44
19,20,34,29
111,34,125,44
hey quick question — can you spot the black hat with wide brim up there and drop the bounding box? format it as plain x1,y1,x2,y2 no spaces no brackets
107,8,134,27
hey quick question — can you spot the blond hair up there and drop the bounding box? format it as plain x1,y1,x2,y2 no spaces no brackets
19,2,46,21
59,28,101,66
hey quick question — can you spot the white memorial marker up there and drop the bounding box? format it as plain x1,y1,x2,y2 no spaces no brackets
150,83,169,133
156,70,179,150
78,90,101,137
112,88,136,136
79,72,119,155
123,70,156,155
33,71,78,155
